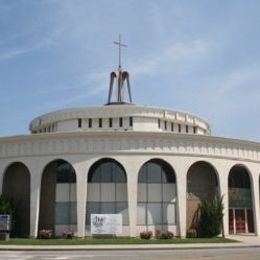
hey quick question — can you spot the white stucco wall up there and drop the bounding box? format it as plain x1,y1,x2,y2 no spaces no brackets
0,131,260,238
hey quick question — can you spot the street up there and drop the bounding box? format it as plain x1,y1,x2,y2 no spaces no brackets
1,248,260,260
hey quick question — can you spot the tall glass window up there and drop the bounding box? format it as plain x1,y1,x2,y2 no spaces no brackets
54,160,77,230
86,159,129,227
137,159,176,227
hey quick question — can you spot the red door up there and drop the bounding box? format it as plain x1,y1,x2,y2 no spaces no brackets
235,209,246,233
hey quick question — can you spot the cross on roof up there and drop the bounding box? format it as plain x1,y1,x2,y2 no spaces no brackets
113,34,127,69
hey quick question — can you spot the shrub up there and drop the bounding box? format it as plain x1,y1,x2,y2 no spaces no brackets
155,230,174,239
198,196,224,238
186,228,197,238
160,231,174,239
0,195,14,215
38,229,53,239
63,229,74,239
140,231,152,239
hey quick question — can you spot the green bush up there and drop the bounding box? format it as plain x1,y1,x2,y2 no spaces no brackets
198,196,224,238
0,195,14,215
140,231,153,239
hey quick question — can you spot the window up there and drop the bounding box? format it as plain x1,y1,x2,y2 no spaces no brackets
99,118,102,128
55,202,77,225
129,117,133,127
158,119,161,129
171,122,174,132
78,118,82,128
56,161,76,183
119,117,123,127
88,160,126,183
178,124,181,133
109,118,113,128
193,126,196,134
137,160,176,226
164,121,167,130
186,125,189,133
88,118,92,128
87,159,128,226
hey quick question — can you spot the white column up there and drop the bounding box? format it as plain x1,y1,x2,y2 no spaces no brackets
126,163,139,237
175,168,187,238
30,169,42,238
74,163,88,238
0,164,6,194
218,171,229,237
251,171,260,236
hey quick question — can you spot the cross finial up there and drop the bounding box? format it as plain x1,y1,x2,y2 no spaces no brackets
113,34,127,69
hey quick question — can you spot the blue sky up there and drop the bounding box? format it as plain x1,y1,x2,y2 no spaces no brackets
0,0,260,141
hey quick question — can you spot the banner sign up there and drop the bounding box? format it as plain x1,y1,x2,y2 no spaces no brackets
91,214,122,235
0,215,11,232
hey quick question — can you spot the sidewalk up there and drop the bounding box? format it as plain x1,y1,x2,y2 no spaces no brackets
0,235,259,251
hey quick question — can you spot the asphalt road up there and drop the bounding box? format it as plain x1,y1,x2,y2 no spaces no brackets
1,248,260,260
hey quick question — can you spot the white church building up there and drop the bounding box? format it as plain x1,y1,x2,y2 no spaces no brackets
1,41,260,238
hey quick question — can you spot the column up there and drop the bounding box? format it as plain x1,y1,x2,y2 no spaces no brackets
218,170,229,237
74,163,88,238
0,164,5,194
251,170,260,236
30,168,42,238
127,166,138,237
175,168,187,238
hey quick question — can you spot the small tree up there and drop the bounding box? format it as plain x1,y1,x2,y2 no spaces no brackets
0,195,14,215
198,196,224,237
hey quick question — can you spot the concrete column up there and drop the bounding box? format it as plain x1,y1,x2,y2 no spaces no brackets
0,163,6,194
175,168,187,238
218,170,229,237
251,171,260,236
30,169,42,238
126,163,139,237
74,163,88,238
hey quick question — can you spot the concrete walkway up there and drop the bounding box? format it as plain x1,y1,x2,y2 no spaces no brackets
0,235,259,251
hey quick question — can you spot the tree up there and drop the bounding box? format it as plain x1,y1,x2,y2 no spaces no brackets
0,195,14,215
198,196,224,237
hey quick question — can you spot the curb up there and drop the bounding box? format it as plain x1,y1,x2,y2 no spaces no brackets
0,243,260,251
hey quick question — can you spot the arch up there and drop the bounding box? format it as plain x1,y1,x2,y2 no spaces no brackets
228,164,254,234
88,158,127,183
38,159,77,237
86,158,129,234
186,160,219,233
2,161,30,237
137,158,177,234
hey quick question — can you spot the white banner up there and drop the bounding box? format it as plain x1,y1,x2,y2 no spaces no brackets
91,214,122,235
0,215,11,231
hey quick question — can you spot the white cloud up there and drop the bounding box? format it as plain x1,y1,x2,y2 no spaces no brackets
129,39,209,77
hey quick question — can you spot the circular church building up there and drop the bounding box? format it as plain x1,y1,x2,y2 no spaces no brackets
1,63,260,238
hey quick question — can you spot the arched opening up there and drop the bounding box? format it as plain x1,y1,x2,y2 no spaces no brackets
186,161,218,233
137,159,176,234
86,158,129,235
2,162,30,237
39,159,77,237
228,165,254,234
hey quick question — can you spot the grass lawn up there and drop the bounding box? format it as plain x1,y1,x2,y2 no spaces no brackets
0,237,239,245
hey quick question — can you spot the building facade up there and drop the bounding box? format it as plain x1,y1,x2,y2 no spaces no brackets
1,63,260,238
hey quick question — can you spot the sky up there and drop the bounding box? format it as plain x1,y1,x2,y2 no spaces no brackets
0,0,260,141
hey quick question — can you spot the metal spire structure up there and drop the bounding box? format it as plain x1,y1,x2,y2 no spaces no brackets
107,34,132,105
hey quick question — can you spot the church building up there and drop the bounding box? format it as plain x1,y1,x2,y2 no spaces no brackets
0,38,260,238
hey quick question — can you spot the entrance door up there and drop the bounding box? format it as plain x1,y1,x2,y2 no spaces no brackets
235,209,246,233
247,209,254,233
